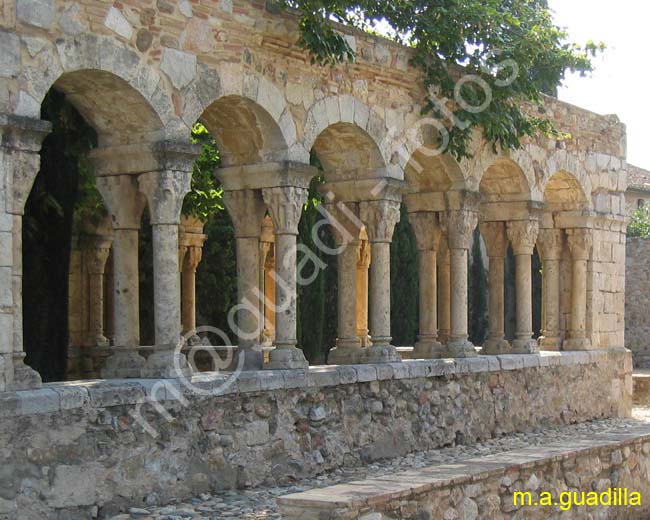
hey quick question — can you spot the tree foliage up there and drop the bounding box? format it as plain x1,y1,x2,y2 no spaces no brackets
628,205,650,238
282,0,602,158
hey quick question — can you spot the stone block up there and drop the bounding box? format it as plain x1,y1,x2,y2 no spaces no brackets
0,31,19,78
17,388,59,415
50,383,90,410
258,371,285,391
87,382,145,407
354,364,377,383
161,47,196,90
496,355,524,371
338,366,357,385
307,367,341,387
375,364,393,380
389,362,409,380
282,369,308,389
16,0,54,29
236,372,262,393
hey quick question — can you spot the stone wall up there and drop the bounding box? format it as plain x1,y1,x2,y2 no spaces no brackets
625,238,650,367
279,421,650,520
0,350,631,519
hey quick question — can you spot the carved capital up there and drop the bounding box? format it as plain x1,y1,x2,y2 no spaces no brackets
440,209,478,250
1,115,52,215
262,186,309,235
506,220,540,255
359,200,401,243
223,189,267,238
138,170,191,225
479,221,508,258
96,175,146,230
566,228,593,261
325,201,363,246
83,239,112,275
183,246,203,272
260,214,275,243
178,244,188,271
537,228,564,261
409,211,442,252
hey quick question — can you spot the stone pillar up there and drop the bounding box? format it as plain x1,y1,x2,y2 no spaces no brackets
137,144,198,378
437,239,451,345
326,202,365,365
506,219,540,354
1,114,51,390
564,228,593,350
479,221,510,354
536,228,564,350
359,199,402,363
260,216,275,345
262,186,310,369
356,234,371,347
95,174,147,378
222,189,267,369
83,236,113,348
440,209,479,357
179,216,207,344
409,211,444,358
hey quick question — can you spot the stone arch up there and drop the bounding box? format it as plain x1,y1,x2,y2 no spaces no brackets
19,35,177,143
311,122,387,181
479,157,535,203
183,64,302,165
541,150,593,210
543,170,590,212
303,95,392,171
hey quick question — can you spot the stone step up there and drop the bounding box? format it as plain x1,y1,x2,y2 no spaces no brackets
277,422,650,520
633,370,650,404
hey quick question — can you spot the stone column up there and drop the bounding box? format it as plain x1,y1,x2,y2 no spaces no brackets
182,247,203,338
262,186,310,369
260,216,275,345
536,228,564,350
564,228,593,350
1,114,51,390
506,219,540,354
326,202,365,365
440,209,479,357
356,235,371,347
96,174,147,378
409,211,444,358
359,199,402,363
437,239,451,345
222,189,267,369
479,221,510,354
137,144,197,378
83,237,113,348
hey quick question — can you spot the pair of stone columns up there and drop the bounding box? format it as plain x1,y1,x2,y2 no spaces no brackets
326,193,402,365
218,162,319,370
92,142,199,379
178,217,207,343
481,220,540,354
537,227,593,350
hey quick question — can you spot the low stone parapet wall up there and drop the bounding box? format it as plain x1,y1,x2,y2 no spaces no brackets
0,349,632,518
278,421,650,519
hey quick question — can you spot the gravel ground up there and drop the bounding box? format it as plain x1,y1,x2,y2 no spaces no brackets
110,408,650,520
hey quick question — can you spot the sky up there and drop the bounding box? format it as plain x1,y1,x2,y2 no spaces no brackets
548,0,650,169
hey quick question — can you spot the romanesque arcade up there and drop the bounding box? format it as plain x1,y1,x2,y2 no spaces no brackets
0,0,626,392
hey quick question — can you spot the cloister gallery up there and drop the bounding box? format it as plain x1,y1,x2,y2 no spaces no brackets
0,1,644,519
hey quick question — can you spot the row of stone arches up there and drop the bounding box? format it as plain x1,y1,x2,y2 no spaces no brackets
6,61,597,387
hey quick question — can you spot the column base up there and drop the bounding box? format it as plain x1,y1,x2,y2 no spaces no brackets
232,346,264,371
511,338,539,354
265,347,309,369
328,346,364,365
141,348,193,378
362,345,402,364
413,339,445,359
538,335,562,351
481,338,511,355
10,355,42,390
101,348,147,379
443,338,477,358
563,337,593,351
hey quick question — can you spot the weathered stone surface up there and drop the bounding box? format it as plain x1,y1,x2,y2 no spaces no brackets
0,350,631,517
160,47,196,90
104,6,133,40
16,0,54,29
0,31,19,78
626,237,650,367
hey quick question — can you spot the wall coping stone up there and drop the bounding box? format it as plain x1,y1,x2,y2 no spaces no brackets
0,349,629,418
